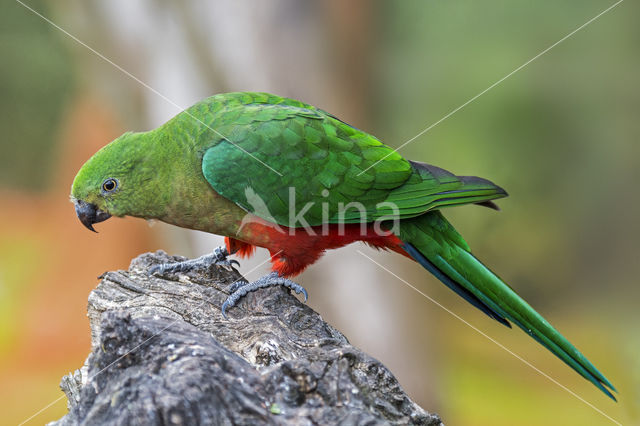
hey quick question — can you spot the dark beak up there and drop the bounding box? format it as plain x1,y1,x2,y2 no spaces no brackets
75,200,111,233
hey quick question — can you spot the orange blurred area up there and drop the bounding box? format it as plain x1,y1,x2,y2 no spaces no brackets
0,96,160,424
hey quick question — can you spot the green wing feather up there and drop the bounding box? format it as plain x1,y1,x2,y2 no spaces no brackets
198,92,505,226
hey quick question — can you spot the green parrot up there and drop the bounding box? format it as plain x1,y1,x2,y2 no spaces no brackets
71,92,615,399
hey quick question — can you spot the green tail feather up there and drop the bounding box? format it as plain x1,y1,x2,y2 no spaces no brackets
399,211,617,400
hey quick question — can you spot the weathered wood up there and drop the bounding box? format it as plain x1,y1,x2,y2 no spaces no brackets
51,251,442,425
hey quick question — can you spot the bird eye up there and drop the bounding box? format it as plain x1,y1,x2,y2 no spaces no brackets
102,178,118,192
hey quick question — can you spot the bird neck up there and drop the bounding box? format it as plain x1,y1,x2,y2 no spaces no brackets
148,128,247,237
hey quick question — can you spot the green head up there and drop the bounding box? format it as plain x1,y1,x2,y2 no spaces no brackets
71,131,169,231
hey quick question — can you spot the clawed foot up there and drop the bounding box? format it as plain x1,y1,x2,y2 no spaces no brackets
209,246,240,270
221,272,308,319
149,250,308,319
149,246,239,276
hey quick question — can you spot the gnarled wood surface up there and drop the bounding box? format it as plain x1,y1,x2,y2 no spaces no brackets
51,251,442,425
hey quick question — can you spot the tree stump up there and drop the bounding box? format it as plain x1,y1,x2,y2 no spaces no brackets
51,251,442,425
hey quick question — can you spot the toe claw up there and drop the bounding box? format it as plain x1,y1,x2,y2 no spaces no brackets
289,283,308,302
221,300,231,319
217,259,240,271
149,264,162,276
211,246,240,270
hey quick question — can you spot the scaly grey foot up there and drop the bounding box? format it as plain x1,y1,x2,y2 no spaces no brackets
221,272,308,319
149,246,239,276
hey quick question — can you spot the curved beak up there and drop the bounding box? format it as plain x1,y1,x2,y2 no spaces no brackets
75,200,111,232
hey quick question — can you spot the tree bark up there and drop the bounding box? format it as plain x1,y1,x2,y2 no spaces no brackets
51,251,443,425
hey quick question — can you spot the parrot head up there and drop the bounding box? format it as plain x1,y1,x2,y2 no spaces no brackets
71,131,166,232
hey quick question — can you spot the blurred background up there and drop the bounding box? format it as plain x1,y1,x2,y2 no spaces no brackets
1,0,638,424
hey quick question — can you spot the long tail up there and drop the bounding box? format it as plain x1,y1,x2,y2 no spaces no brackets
399,211,617,400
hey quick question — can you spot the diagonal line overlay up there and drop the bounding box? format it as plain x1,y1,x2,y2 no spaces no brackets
358,0,624,176
15,0,283,177
18,251,280,425
356,250,621,426
14,0,625,423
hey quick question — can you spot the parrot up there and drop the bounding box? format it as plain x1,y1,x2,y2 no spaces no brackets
71,92,616,399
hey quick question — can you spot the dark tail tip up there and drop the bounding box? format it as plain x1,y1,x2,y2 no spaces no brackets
475,200,501,211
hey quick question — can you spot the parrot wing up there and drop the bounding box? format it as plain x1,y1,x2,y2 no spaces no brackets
201,95,506,227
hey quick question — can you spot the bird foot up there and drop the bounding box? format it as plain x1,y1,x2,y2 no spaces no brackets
149,246,239,276
221,272,308,319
